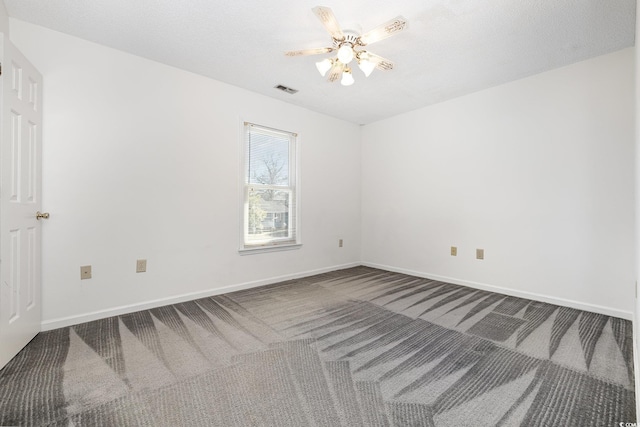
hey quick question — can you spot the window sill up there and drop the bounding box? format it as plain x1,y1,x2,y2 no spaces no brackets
239,243,302,255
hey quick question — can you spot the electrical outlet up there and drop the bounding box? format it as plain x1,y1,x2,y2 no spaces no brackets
339,239,343,248
450,246,457,256
80,265,92,280
476,249,484,260
136,259,147,273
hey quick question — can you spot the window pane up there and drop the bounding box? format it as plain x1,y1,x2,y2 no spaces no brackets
247,188,291,243
247,130,289,186
242,122,298,251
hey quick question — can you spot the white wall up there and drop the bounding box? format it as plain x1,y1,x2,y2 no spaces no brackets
9,19,362,327
7,17,635,326
361,48,635,318
0,2,8,35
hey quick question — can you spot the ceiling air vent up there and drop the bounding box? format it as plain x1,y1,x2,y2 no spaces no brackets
274,84,298,94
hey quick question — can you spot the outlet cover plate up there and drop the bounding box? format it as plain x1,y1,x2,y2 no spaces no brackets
80,265,92,280
476,249,484,260
136,259,147,273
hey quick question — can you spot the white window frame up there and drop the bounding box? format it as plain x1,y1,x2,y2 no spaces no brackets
239,121,301,254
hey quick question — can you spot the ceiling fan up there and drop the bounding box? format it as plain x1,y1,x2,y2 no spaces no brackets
285,6,407,86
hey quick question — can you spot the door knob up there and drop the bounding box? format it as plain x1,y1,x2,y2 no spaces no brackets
36,211,49,220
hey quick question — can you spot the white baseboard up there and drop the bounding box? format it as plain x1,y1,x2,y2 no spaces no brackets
42,260,633,330
40,262,360,331
362,262,633,320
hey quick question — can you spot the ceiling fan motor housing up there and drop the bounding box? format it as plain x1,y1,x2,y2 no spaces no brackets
334,31,361,48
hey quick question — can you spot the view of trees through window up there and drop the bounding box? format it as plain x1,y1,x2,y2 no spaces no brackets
244,124,297,247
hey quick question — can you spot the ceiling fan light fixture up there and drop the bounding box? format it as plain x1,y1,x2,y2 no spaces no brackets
315,58,333,76
286,7,406,87
337,44,354,64
358,57,375,77
341,68,355,86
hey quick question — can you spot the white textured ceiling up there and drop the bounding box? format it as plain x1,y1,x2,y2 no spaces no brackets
3,0,636,124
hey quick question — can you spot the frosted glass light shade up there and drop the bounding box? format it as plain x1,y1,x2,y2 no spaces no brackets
315,59,333,76
341,68,354,86
337,44,354,64
358,58,375,77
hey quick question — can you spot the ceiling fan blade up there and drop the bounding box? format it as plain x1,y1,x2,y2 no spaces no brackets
359,16,408,46
312,6,345,40
367,52,394,71
327,62,344,82
285,47,334,57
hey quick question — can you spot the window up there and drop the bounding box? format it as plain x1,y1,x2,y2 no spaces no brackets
241,122,299,252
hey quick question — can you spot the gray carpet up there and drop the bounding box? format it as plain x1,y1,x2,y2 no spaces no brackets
0,266,635,426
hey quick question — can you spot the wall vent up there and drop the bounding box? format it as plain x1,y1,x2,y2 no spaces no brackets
274,84,298,94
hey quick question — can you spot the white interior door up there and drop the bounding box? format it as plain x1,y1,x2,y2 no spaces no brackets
0,34,44,369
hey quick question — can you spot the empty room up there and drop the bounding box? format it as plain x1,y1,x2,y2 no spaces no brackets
0,0,638,426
